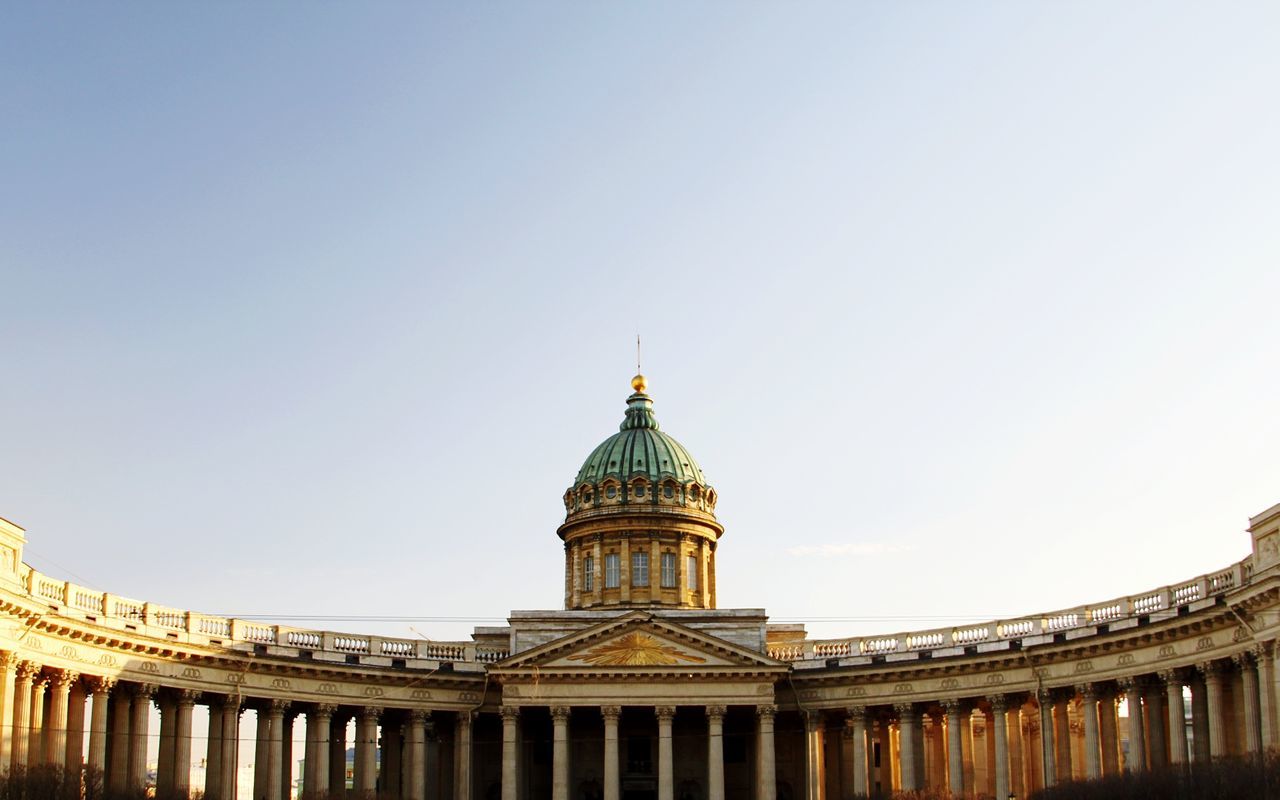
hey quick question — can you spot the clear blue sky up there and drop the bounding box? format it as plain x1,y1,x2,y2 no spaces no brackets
3,3,1279,642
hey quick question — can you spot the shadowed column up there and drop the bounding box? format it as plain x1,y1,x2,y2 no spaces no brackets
756,705,776,800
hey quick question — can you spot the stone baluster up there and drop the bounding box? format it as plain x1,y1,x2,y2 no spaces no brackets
1236,651,1264,755
46,670,76,770
1120,678,1146,771
1036,691,1056,788
174,690,198,799
500,706,519,800
551,708,569,800
129,684,156,793
706,705,725,800
756,705,776,800
656,706,675,800
1199,662,1227,758
454,711,473,800
989,696,1010,800
602,706,621,800
1160,670,1188,764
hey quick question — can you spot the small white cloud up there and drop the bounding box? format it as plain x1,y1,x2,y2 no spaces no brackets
786,542,917,558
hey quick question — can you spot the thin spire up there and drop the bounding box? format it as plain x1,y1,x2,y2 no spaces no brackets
636,333,641,373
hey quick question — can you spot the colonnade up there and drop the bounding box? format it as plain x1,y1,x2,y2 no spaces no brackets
804,647,1277,798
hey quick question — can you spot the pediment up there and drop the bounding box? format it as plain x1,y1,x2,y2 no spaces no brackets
493,611,786,673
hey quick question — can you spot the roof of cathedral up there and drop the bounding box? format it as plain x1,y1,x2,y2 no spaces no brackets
571,375,710,491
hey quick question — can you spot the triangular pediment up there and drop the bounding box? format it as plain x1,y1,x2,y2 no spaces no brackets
493,611,786,673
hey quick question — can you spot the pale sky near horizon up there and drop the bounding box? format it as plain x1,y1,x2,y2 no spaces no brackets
3,3,1280,647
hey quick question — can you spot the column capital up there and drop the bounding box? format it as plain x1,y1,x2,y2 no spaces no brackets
1074,683,1098,701
550,706,570,723
1197,661,1224,682
942,698,964,715
986,694,1007,713
1253,640,1275,661
1117,676,1145,693
359,706,380,721
655,705,676,723
16,660,41,680
602,706,622,723
269,699,291,716
133,683,158,699
50,669,80,689
893,702,916,719
803,710,822,731
1233,650,1258,670
846,705,866,723
177,689,200,706
705,705,726,720
0,651,17,669
500,705,520,722
313,703,338,718
1157,669,1183,687
409,708,431,724
85,675,116,695
756,704,777,720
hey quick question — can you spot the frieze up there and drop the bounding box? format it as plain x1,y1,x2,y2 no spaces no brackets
939,678,960,690
25,637,43,651
1074,660,1094,674
985,674,1005,685
799,690,819,701
226,674,245,684
458,692,481,702
271,678,291,690
97,655,117,667
316,683,339,695
1234,626,1251,642
138,661,159,673
893,683,913,694
1159,645,1177,658
1197,636,1215,651
363,686,385,698
1116,654,1135,667
411,689,433,700
846,687,866,698
60,645,78,659
181,667,201,679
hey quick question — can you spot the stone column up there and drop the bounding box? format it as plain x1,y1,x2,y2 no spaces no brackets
157,693,176,797
10,661,37,770
256,708,273,800
706,706,725,800
895,704,917,791
1236,652,1264,755
1053,692,1072,781
989,696,1009,800
1037,691,1056,789
1200,662,1227,758
307,705,335,798
454,711,473,800
803,711,822,800
551,708,569,800
1007,705,1024,799
602,707,621,800
381,718,400,800
109,686,131,791
0,654,16,770
1144,684,1167,769
407,710,428,800
268,701,289,800
129,684,156,793
619,536,631,604
960,711,974,793
29,674,47,765
1189,675,1210,763
174,690,197,799
46,670,76,770
354,707,378,797
847,708,868,797
656,706,675,800
1258,642,1280,750
283,710,296,800
1099,692,1120,775
66,678,87,775
500,707,519,800
1161,670,1188,765
1120,679,1146,771
943,700,964,797
221,699,242,800
330,713,350,799
1078,684,1101,779
206,700,226,800
755,706,776,800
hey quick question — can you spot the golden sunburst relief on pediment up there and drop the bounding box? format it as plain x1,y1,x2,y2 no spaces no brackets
566,632,709,666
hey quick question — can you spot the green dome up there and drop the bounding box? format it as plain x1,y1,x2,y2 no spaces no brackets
564,379,716,518
574,390,707,487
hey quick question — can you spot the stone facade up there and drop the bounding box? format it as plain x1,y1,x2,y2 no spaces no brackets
2,384,1280,800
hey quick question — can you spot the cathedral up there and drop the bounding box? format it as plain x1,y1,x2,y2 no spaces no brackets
1,375,1278,800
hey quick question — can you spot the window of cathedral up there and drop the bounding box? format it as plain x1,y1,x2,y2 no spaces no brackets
661,552,676,587
605,553,620,588
632,552,648,586
687,555,698,591
583,556,594,591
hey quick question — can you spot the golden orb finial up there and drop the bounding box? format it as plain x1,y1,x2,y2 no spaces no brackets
631,373,648,393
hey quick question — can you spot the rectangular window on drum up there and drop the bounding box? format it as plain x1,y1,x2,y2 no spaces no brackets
605,553,620,588
687,555,698,591
632,552,649,586
660,552,676,587
583,556,594,592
